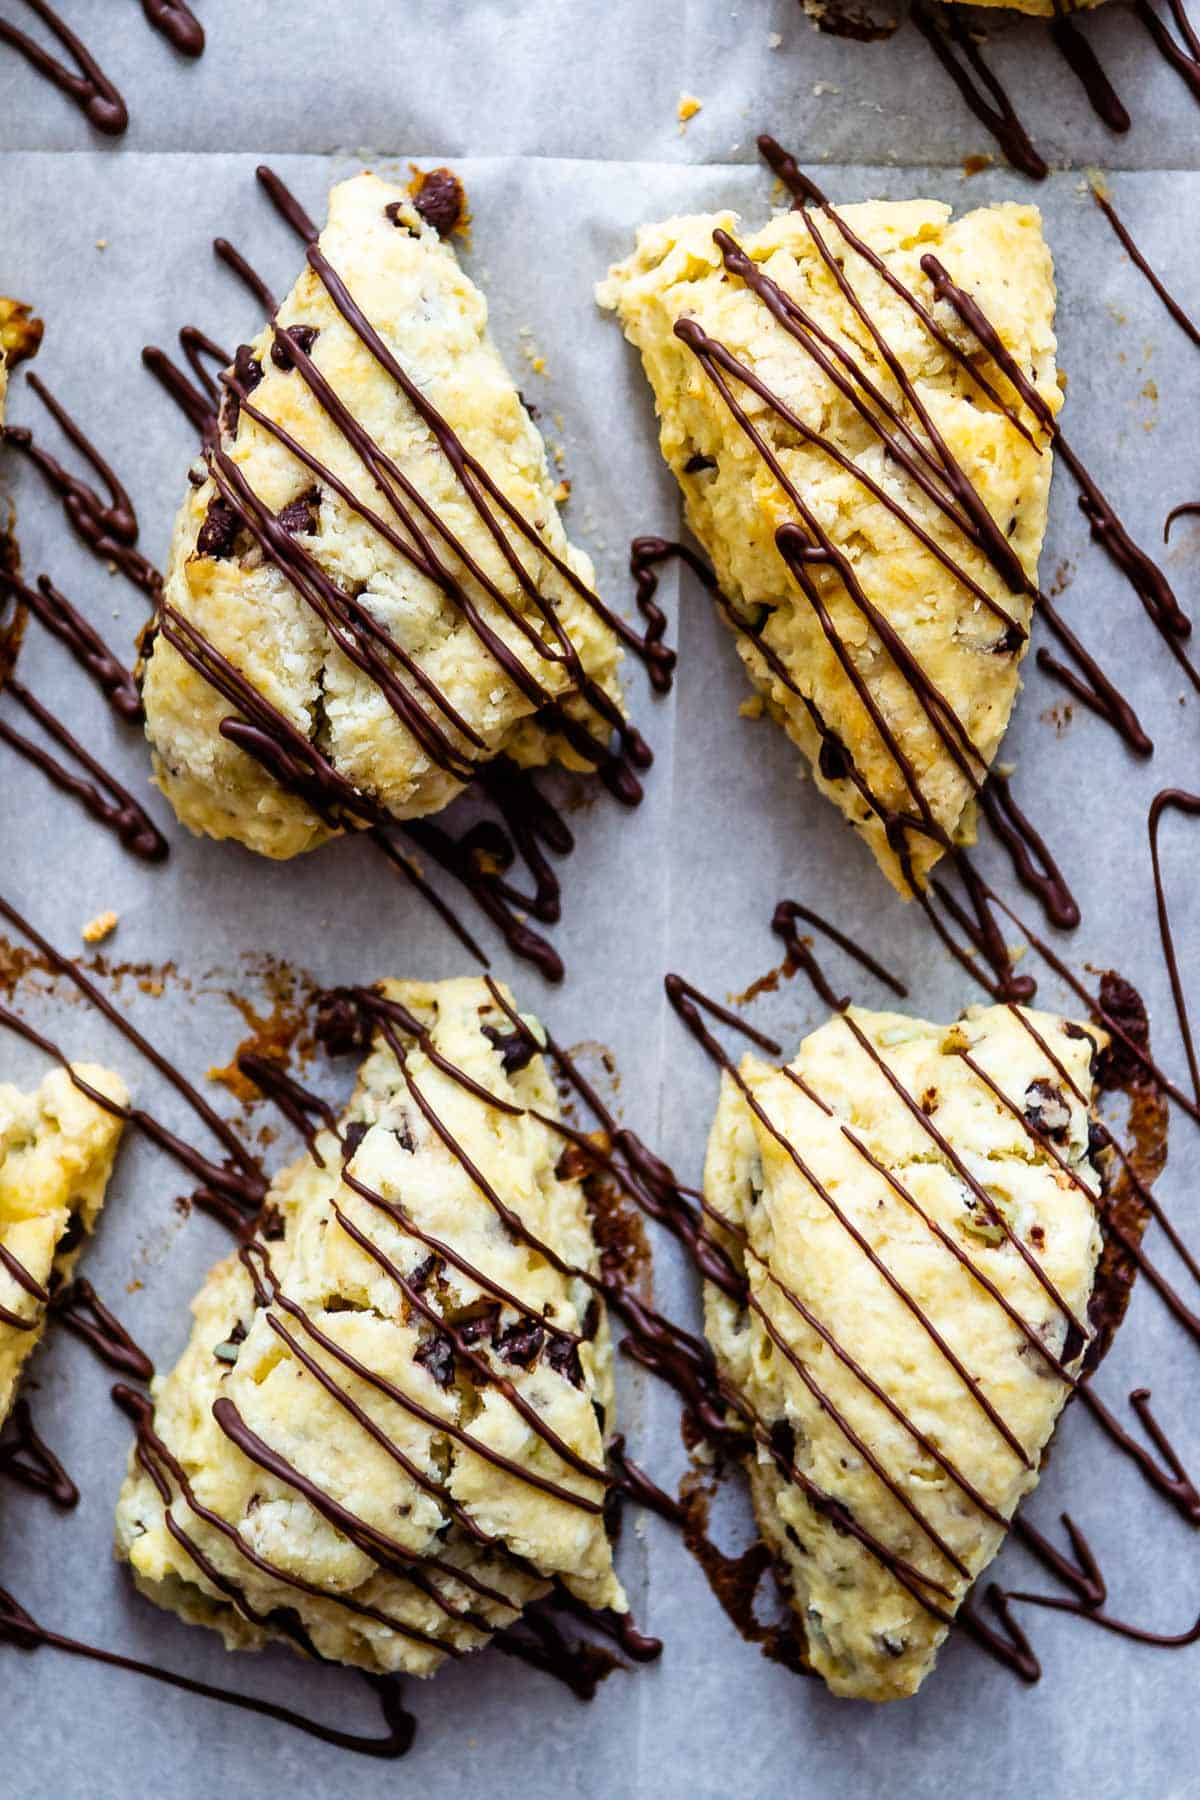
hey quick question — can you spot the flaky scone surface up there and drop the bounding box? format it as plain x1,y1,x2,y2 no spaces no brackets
142,174,624,859
115,977,625,1679
598,202,1060,896
703,1003,1102,1701
0,1063,128,1424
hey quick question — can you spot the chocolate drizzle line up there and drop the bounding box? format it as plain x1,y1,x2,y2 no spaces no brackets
919,248,1200,701
901,0,1200,177
0,1398,78,1508
907,0,1048,181
0,1585,416,1757
49,1276,154,1381
0,0,127,134
664,928,1192,1681
0,926,671,1728
140,165,670,981
667,178,1084,994
0,0,207,138
1135,0,1200,102
759,138,1157,767
1090,185,1200,353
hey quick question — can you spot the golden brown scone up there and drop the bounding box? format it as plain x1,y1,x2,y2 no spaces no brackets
703,1002,1103,1701
0,297,43,422
0,1063,128,1426
115,977,626,1679
598,201,1060,898
140,173,625,860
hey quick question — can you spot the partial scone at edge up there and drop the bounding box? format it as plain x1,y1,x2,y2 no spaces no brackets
115,976,626,1680
598,200,1060,899
703,1002,1104,1701
142,173,625,861
0,1063,128,1425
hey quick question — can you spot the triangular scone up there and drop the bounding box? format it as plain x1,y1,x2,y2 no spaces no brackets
141,174,625,860
598,202,1060,897
115,977,626,1678
0,1064,128,1426
703,1003,1103,1701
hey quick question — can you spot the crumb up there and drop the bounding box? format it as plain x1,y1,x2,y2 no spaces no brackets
553,479,571,504
961,153,993,177
768,30,782,45
95,238,108,251
739,694,765,720
1142,379,1158,401
81,910,118,945
812,82,840,96
678,92,703,123
126,1278,143,1294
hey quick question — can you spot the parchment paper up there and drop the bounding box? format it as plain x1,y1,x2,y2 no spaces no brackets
1,3,1198,1796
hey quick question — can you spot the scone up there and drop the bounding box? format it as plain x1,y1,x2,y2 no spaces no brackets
703,1002,1104,1701
141,172,626,860
0,297,42,421
1,1064,128,1427
598,202,1059,897
115,977,626,1678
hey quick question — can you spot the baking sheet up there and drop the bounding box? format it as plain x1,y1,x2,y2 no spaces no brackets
1,2,1199,1795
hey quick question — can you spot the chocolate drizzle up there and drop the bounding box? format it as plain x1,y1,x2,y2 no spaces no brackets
1090,184,1200,352
666,167,1090,996
0,0,127,134
138,165,670,980
900,0,1200,177
758,137,1158,770
0,0,206,137
657,868,1199,1686
0,920,677,1735
0,1398,78,1508
0,1584,416,1757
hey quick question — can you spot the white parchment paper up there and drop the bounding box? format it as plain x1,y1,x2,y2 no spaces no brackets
1,3,1199,1796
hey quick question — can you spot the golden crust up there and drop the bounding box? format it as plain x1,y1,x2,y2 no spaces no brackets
143,174,624,859
598,200,1060,897
703,1002,1103,1700
0,1063,127,1424
115,977,625,1679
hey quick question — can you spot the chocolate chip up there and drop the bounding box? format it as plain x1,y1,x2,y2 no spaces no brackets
546,1331,584,1388
770,1418,797,1467
392,1120,416,1153
818,734,850,782
493,1318,545,1369
315,993,370,1056
57,1212,86,1257
482,1024,537,1075
408,1254,441,1294
259,1204,286,1242
270,324,319,372
196,495,239,559
342,1121,370,1158
456,1304,500,1348
1023,1078,1071,1143
410,167,466,238
383,201,420,238
221,345,263,437
555,1140,596,1183
415,1331,456,1389
990,621,1024,654
683,453,717,474
277,486,321,537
